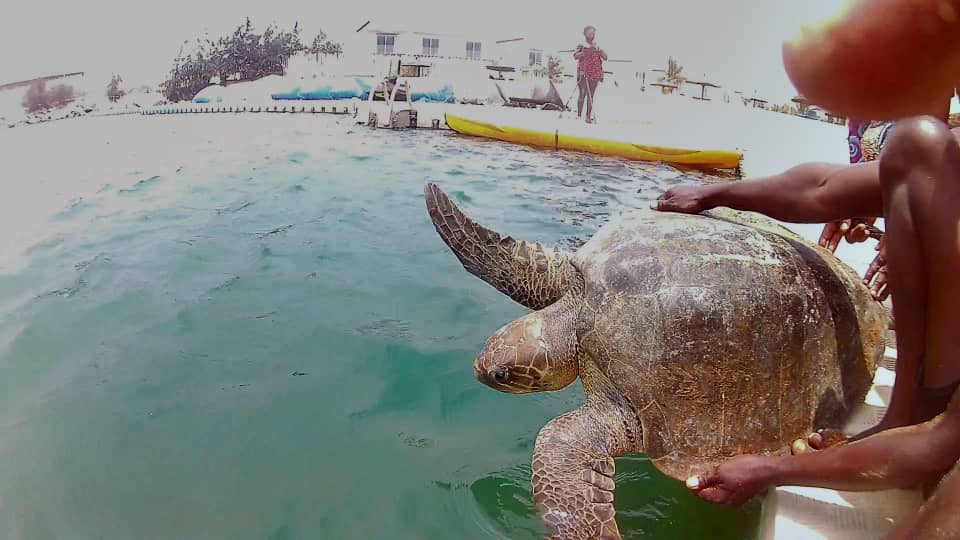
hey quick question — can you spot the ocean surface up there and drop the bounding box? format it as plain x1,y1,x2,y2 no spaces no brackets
0,115,760,539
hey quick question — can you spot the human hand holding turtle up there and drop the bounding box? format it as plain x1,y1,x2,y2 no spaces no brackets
819,218,889,301
864,235,889,301
790,428,848,454
686,455,778,506
818,218,876,252
653,185,714,214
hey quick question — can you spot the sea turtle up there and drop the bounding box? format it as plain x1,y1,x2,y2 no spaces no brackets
424,183,887,539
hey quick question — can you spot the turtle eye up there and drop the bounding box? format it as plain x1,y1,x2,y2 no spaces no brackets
492,367,509,383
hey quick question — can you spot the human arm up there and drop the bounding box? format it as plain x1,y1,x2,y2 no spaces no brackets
655,161,883,223
598,48,608,61
687,389,960,506
769,414,960,491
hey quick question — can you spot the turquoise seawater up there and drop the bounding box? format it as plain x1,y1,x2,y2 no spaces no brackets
0,116,759,539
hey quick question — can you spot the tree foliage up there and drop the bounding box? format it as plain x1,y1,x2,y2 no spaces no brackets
161,18,338,102
546,56,565,83
307,31,343,63
308,32,326,61
320,41,342,58
48,84,76,108
22,81,48,113
532,56,564,82
22,80,77,113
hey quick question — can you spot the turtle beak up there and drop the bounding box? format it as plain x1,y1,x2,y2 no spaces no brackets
473,362,487,383
473,358,498,388
473,355,513,391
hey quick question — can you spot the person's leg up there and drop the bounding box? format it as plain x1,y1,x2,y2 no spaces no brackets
577,76,586,118
875,118,960,430
585,80,598,123
886,460,960,540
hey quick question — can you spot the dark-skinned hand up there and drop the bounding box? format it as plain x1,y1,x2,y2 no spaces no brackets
653,186,708,214
864,235,889,301
686,455,776,506
818,218,876,253
791,428,848,454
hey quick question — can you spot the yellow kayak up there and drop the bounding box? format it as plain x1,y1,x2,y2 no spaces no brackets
445,111,742,170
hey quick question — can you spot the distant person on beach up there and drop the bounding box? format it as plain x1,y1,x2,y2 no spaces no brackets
655,0,960,536
573,26,607,123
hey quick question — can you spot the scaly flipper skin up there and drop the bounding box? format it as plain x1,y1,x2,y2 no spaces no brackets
533,365,640,540
424,182,571,309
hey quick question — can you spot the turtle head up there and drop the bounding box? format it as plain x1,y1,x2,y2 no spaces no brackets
474,299,580,394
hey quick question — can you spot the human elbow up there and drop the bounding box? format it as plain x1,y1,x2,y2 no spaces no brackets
776,163,837,222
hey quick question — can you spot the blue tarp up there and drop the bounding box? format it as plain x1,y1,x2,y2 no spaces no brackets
192,78,455,103
298,78,373,100
192,85,225,103
270,88,302,100
411,84,455,103
355,78,373,96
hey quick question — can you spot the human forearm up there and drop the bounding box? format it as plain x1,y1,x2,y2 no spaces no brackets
700,162,883,223
766,419,960,491
687,395,960,506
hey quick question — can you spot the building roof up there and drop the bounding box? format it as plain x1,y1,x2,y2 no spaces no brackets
0,71,84,91
359,23,534,46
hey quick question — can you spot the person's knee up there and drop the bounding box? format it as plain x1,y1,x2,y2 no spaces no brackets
879,116,957,189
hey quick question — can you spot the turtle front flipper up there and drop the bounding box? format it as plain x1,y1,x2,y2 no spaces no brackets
424,183,572,310
532,379,639,540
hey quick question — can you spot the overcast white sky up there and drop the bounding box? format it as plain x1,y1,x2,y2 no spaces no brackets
0,0,846,101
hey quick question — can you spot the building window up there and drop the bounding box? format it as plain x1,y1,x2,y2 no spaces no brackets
399,64,431,77
422,38,439,56
529,50,543,66
466,41,482,60
377,34,395,55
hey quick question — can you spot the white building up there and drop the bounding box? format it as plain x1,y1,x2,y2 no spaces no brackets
360,28,492,62
331,24,557,78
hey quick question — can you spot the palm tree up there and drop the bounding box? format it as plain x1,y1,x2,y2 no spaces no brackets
792,96,812,117
320,41,343,60
656,57,686,95
309,33,326,62
546,56,565,83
